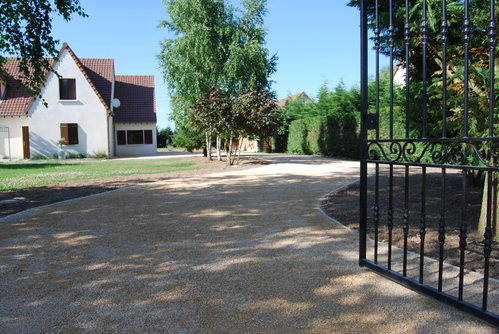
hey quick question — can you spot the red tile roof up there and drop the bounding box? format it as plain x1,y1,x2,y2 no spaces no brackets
276,92,311,107
80,58,114,109
0,59,36,116
113,75,156,123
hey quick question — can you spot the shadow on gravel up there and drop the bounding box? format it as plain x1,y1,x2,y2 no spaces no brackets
0,165,493,332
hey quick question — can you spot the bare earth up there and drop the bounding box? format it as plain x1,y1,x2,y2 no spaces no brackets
321,166,498,279
0,155,496,333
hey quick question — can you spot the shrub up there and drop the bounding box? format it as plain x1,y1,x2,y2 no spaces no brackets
287,115,359,158
65,150,86,159
287,118,309,154
157,127,174,148
31,154,48,160
90,151,107,159
173,123,204,152
305,116,325,155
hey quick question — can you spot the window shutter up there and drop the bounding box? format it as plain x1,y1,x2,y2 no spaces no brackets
144,130,153,144
60,123,69,145
117,131,126,145
68,124,79,145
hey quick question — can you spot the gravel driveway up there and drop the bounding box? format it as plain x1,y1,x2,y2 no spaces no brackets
0,156,495,333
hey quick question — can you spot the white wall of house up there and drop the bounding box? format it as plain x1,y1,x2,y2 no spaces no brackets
0,117,28,159
394,66,406,87
28,50,110,158
114,123,156,156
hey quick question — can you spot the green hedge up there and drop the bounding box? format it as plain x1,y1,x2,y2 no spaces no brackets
287,118,309,154
286,115,359,158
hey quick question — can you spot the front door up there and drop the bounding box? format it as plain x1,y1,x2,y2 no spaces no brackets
22,126,29,159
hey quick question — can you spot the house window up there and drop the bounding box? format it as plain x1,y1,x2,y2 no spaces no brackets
60,123,79,145
117,130,126,145
59,79,76,100
127,130,144,144
117,130,154,145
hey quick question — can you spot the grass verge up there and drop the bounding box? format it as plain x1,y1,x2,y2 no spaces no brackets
0,158,200,191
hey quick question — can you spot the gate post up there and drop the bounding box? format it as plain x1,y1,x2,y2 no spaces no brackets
359,0,368,264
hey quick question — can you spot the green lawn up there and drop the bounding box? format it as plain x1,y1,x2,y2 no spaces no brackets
0,158,201,191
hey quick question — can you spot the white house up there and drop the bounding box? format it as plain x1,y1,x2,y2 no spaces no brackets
0,43,156,159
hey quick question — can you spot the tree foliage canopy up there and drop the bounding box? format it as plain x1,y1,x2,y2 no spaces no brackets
191,87,279,140
348,0,498,139
158,0,232,119
158,0,277,153
158,0,277,127
191,87,233,137
232,88,279,139
0,0,87,95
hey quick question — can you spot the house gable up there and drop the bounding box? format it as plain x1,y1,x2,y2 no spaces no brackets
27,48,110,158
0,44,113,118
61,44,112,115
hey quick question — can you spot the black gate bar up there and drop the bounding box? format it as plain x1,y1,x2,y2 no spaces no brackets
358,0,498,327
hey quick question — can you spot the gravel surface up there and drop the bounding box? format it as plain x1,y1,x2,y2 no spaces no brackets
0,155,496,333
0,156,264,218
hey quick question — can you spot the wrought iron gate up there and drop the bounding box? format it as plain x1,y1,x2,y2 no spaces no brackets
359,0,498,326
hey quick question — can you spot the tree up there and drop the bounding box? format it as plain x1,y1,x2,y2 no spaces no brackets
317,81,360,129
157,126,175,148
233,89,278,139
158,0,232,123
348,0,497,139
158,0,277,158
191,87,232,159
231,88,279,162
158,0,231,158
225,0,278,94
172,122,205,152
284,94,319,120
348,0,498,236
0,0,87,96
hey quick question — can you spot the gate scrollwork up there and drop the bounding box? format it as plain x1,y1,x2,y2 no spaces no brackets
366,140,499,169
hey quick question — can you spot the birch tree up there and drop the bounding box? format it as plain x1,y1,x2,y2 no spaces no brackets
158,0,277,157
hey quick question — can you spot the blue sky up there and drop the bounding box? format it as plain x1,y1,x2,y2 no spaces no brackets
50,0,387,130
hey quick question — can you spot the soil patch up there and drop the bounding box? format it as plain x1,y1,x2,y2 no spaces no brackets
0,156,266,218
322,166,498,279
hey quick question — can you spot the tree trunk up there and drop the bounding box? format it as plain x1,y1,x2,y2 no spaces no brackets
478,171,498,240
216,136,221,161
205,132,212,160
227,132,233,166
236,137,243,165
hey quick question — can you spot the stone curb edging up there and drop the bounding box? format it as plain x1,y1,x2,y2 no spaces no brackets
0,187,130,222
317,178,361,234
